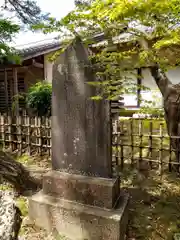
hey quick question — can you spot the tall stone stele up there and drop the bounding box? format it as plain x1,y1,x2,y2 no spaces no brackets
29,37,129,240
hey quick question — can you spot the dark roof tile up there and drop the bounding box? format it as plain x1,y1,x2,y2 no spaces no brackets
17,41,61,59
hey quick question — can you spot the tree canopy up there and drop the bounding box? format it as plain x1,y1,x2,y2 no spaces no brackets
2,0,49,25
0,0,48,62
36,0,180,99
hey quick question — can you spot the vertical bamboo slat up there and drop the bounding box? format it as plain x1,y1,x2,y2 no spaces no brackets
0,113,5,148
115,120,119,167
48,117,51,157
18,115,22,155
120,121,124,169
158,123,163,175
169,134,172,172
27,115,31,155
138,119,143,169
7,115,12,151
34,116,38,153
149,121,153,168
130,119,134,166
38,117,42,156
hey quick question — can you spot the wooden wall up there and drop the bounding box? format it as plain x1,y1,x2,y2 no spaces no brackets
0,64,44,113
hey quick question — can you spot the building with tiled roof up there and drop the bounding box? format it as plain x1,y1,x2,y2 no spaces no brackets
0,40,62,112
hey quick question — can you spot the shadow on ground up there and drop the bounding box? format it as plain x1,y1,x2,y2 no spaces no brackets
121,164,180,240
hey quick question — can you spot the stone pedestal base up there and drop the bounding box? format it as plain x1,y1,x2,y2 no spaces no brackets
28,171,129,240
29,191,129,240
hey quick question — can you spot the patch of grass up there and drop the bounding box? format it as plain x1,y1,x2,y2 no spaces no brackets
121,167,180,240
17,154,34,166
0,183,12,191
17,154,51,169
16,197,28,216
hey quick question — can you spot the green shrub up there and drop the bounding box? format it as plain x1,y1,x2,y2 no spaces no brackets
138,106,164,118
26,82,52,116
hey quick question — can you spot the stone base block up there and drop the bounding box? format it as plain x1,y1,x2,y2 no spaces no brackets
29,191,129,240
43,171,120,209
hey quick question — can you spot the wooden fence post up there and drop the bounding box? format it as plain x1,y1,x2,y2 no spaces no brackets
7,115,12,152
130,119,134,166
158,123,163,175
114,120,119,168
138,119,143,170
26,115,31,155
120,121,124,169
168,133,172,172
17,115,22,156
148,121,153,169
38,117,42,156
48,117,51,157
0,113,5,149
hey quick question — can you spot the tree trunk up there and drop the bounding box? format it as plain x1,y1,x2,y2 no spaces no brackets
0,150,42,195
150,66,180,170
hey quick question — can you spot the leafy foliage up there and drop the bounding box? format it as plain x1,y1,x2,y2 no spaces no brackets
2,0,49,25
138,91,165,117
34,0,180,103
26,82,52,117
0,18,20,62
139,104,164,118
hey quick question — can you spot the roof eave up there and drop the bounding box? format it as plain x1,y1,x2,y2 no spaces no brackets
22,46,62,61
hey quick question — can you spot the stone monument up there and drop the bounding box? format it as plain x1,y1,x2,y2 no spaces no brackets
29,37,129,240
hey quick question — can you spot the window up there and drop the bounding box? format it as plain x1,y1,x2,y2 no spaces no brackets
123,68,163,109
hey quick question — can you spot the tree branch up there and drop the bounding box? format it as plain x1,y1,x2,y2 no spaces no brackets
150,65,172,98
139,38,172,98
0,151,42,196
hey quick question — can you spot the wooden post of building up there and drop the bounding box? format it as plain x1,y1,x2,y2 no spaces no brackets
13,68,19,116
12,68,19,150
4,69,8,110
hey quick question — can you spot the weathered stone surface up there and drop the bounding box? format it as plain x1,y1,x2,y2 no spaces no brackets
52,37,112,178
29,191,129,240
0,190,22,240
28,166,51,184
43,171,120,209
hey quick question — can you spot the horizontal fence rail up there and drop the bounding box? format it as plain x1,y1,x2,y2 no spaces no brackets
0,113,180,175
